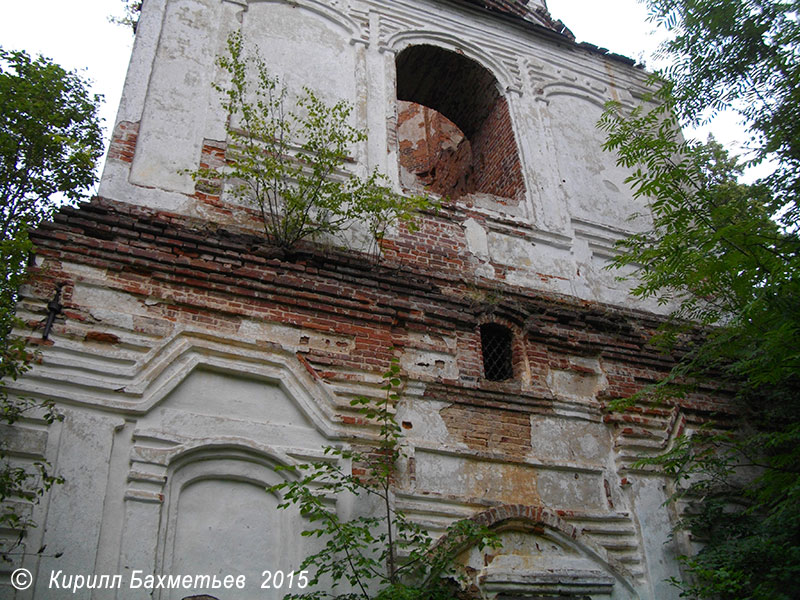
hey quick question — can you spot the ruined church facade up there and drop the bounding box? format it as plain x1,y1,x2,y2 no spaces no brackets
3,1,731,598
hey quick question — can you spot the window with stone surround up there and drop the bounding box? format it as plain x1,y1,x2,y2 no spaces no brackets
395,45,524,202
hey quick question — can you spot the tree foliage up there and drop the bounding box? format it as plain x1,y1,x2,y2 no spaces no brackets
600,1,800,598
270,359,500,599
1,48,103,240
648,0,800,230
0,47,103,559
110,0,142,34
189,32,432,256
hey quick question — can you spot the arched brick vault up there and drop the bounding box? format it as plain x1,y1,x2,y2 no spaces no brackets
472,504,589,541
395,45,525,201
442,504,638,592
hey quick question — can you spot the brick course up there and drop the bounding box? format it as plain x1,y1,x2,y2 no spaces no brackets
27,198,737,432
107,121,139,164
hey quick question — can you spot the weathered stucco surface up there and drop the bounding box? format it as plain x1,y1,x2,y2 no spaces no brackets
1,1,737,599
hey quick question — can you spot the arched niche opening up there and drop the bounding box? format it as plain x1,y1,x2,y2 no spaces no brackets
158,450,308,600
438,506,640,599
395,45,524,203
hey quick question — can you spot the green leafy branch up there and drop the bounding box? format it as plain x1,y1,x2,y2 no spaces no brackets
1,47,100,562
188,32,433,258
269,358,499,599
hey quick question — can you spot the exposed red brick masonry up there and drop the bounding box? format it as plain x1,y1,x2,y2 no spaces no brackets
107,121,139,163
397,99,524,202
28,198,737,437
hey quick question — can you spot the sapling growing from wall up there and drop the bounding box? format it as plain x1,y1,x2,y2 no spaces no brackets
189,32,432,257
269,358,500,599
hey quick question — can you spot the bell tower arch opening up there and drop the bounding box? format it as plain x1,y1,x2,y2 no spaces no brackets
395,45,525,203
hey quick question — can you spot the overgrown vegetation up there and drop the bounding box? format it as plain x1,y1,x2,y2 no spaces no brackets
599,1,800,598
189,32,432,257
270,358,500,599
0,47,103,559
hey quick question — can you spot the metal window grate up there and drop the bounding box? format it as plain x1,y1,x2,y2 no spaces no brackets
480,323,513,381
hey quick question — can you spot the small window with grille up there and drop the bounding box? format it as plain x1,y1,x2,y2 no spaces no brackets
480,323,513,381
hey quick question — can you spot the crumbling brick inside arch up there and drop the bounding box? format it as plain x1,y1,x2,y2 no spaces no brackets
397,101,474,198
396,45,524,202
